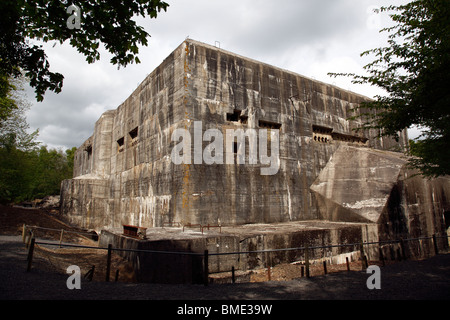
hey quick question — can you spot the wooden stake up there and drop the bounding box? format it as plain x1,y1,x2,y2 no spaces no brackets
26,237,35,272
115,269,119,282
59,229,64,248
231,266,235,284
203,250,209,286
105,244,112,282
433,234,439,255
305,244,310,278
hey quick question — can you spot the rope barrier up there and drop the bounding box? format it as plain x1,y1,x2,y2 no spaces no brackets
25,224,449,285
31,234,449,257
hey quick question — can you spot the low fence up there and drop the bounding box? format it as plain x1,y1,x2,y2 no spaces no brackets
22,224,98,246
22,225,449,285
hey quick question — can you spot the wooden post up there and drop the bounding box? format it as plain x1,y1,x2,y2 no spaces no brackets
433,234,439,255
26,230,33,249
22,224,26,243
346,257,350,271
323,260,327,275
301,265,304,277
59,229,64,248
363,255,368,268
266,251,272,281
305,244,310,278
26,237,35,272
400,238,407,260
115,269,120,282
360,241,367,270
204,250,209,286
105,244,112,282
84,265,95,282
379,248,385,266
231,266,235,284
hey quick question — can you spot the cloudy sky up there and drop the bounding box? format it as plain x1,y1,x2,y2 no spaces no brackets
24,0,414,150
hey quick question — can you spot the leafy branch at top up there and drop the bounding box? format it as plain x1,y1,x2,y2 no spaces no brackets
329,0,450,177
0,0,169,102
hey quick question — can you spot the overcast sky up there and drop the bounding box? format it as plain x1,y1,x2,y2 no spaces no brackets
24,0,414,150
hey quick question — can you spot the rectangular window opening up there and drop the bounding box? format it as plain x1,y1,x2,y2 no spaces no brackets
85,145,92,158
129,127,138,139
227,110,241,122
258,120,281,130
129,127,139,147
117,137,125,153
312,125,333,134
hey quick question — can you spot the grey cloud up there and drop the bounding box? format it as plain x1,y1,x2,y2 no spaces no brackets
24,0,407,150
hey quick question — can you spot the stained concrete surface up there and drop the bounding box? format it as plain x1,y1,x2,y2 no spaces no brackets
1,235,449,301
61,39,413,231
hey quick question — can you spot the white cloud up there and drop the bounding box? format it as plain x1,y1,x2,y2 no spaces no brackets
24,0,409,150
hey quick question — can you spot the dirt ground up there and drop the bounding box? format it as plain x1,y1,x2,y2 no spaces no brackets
0,204,136,283
0,204,392,285
2,204,450,302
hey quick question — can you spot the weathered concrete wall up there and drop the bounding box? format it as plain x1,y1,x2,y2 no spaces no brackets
310,145,450,257
59,39,450,285
311,146,407,223
64,42,187,230
99,221,372,284
61,39,413,232
179,40,408,226
378,170,450,258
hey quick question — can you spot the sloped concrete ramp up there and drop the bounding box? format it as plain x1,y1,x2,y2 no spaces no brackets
310,146,406,223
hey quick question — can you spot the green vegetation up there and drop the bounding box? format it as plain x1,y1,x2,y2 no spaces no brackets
0,76,76,204
1,0,169,102
330,0,450,177
0,145,76,204
0,0,169,203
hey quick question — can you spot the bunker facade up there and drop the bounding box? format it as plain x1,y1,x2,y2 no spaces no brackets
61,40,450,269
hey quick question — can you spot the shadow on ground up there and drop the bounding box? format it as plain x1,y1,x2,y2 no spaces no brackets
1,235,449,300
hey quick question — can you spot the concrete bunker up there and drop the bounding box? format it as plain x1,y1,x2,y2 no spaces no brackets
60,39,449,283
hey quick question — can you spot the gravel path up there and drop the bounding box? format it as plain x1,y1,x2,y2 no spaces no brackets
1,235,449,301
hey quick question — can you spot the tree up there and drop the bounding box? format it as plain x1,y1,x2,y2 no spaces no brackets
0,0,169,103
0,74,17,122
0,144,77,204
0,76,77,204
0,76,39,151
330,0,450,177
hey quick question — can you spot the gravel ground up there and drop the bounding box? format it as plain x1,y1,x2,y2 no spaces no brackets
1,235,449,301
